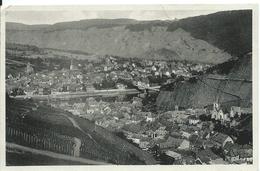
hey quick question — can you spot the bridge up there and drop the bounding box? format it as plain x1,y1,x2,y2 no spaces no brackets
13,87,160,100
135,86,161,92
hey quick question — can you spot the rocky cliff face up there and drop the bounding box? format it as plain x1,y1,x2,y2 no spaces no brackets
156,53,252,109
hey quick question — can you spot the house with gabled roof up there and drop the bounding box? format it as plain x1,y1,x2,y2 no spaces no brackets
210,132,234,147
195,148,220,164
164,150,182,160
159,136,190,150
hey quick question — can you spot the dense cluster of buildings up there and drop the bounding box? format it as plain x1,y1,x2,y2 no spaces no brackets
6,56,211,97
51,93,252,165
210,102,252,127
6,55,252,165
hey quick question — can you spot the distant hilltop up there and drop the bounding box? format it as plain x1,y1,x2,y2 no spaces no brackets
6,10,252,64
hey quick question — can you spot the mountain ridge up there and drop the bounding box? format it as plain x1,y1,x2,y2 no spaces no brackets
6,10,252,64
6,23,232,64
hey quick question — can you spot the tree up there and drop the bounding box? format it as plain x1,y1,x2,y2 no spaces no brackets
199,114,211,121
159,153,175,165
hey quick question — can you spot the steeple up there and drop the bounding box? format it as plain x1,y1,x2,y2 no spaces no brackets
26,62,34,74
70,59,74,70
213,96,220,111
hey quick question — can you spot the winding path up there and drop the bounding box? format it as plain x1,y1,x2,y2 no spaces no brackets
73,137,81,157
59,114,98,145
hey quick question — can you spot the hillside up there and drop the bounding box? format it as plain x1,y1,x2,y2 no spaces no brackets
6,25,231,64
6,10,252,64
6,96,156,165
166,10,252,57
156,52,252,109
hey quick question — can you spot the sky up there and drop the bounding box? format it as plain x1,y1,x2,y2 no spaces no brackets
5,8,222,25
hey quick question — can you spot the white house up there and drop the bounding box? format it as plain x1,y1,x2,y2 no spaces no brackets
181,131,192,139
178,139,190,150
146,113,156,122
165,150,182,160
188,115,200,125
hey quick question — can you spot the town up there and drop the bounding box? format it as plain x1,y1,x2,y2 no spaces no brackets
6,53,211,96
6,52,252,165
50,95,252,164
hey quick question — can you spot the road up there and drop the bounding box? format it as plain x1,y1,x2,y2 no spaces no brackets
59,113,157,165
73,137,81,157
59,114,98,145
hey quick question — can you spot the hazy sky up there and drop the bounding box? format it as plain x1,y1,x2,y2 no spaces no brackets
6,9,222,25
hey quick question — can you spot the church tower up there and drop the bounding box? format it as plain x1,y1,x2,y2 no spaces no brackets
26,62,34,74
70,59,74,70
213,97,220,111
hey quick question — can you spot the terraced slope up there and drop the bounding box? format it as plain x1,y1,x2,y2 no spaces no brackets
156,53,252,109
6,96,156,165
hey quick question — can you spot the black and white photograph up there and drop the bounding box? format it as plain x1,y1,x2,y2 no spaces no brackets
1,4,258,168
